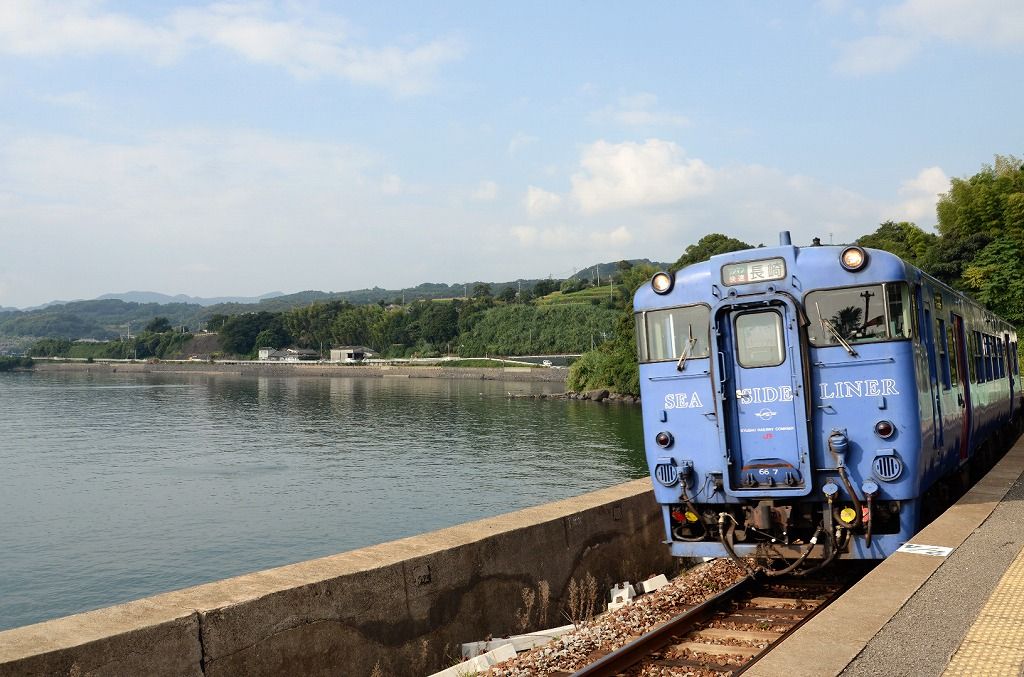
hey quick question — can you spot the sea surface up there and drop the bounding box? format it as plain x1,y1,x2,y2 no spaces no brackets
0,370,647,630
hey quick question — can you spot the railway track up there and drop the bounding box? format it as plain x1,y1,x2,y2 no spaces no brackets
568,569,853,677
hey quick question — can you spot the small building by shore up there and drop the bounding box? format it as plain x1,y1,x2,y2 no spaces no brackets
330,346,376,362
257,347,320,362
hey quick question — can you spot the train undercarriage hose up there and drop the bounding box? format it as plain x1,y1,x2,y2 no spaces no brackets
864,492,874,549
833,465,865,529
673,492,710,542
717,513,824,577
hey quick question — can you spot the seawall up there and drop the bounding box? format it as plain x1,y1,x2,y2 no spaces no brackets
30,361,569,383
0,479,672,677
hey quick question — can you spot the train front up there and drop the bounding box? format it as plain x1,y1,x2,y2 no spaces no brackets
634,232,919,566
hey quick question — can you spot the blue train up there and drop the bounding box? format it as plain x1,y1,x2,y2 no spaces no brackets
634,232,1022,570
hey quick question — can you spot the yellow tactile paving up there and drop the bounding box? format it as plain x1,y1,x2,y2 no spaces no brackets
944,544,1024,676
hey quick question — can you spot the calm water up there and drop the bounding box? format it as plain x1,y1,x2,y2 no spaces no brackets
0,370,646,630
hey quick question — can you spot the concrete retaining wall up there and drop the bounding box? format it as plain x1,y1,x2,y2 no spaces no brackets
0,480,672,677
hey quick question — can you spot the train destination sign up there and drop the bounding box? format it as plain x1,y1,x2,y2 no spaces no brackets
722,257,786,286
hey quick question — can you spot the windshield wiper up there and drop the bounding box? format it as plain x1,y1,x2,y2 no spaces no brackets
676,324,697,371
815,302,858,357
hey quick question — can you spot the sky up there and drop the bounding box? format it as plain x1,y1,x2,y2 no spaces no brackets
1,1,1022,308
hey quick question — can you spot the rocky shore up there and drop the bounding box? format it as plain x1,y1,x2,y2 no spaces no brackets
513,388,640,404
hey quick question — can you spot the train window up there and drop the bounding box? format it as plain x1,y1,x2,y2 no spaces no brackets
1013,341,1020,375
997,339,1005,379
886,284,911,339
973,331,985,382
735,311,785,368
805,283,909,347
641,305,711,363
984,335,994,382
938,318,950,390
947,324,959,385
634,314,648,362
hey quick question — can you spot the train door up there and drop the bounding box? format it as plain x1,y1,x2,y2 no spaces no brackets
717,299,811,495
918,285,940,449
952,314,972,461
1006,334,1015,420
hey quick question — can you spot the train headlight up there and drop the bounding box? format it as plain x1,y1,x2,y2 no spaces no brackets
655,431,674,448
874,420,895,439
651,271,674,294
840,246,868,271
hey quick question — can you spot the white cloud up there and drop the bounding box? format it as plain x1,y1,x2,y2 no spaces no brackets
510,225,572,248
570,139,713,214
473,180,498,200
508,132,538,156
879,0,1024,48
834,0,1024,74
0,0,179,57
509,224,630,251
590,226,633,247
524,186,563,218
890,166,949,223
591,93,690,128
834,35,922,75
509,140,903,254
0,1,463,94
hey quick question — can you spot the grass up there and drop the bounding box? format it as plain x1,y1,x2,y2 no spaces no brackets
535,288,617,306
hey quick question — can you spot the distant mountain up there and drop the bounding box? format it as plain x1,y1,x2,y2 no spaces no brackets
95,291,284,306
569,259,673,282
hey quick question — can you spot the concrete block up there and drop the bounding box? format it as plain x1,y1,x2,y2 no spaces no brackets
430,643,516,677
462,623,575,657
636,574,669,594
608,582,636,604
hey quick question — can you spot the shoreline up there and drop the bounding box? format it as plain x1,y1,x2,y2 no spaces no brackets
29,360,569,383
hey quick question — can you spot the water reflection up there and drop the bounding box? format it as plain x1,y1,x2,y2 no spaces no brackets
0,370,646,629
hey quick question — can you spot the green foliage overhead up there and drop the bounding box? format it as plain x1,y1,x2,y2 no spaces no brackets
856,221,938,269
934,155,1024,325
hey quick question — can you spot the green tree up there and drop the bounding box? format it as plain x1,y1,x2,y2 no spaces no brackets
498,286,517,303
532,279,558,298
934,155,1024,324
856,221,938,269
672,233,753,271
145,317,173,333
472,283,493,299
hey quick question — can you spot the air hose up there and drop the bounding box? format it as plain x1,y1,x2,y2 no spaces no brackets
717,514,823,577
833,465,864,529
672,491,709,542
864,492,874,549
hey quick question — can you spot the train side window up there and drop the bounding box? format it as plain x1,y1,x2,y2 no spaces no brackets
641,305,711,363
1013,341,1020,375
973,331,985,382
735,311,785,368
938,318,950,389
984,335,994,382
997,339,1005,379
886,283,912,339
947,324,959,385
634,313,648,362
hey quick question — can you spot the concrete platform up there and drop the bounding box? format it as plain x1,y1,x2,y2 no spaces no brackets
747,435,1024,677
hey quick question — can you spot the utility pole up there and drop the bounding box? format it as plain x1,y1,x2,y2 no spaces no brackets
595,266,600,286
